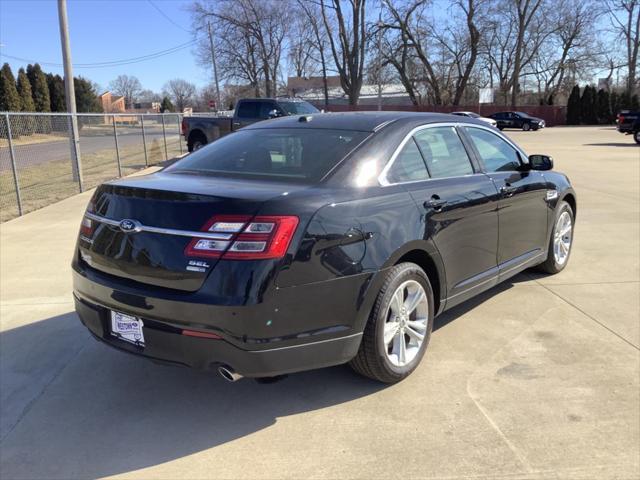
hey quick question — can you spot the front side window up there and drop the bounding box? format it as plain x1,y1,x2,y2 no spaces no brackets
465,127,522,172
236,101,260,119
168,128,369,183
386,138,429,184
413,126,474,178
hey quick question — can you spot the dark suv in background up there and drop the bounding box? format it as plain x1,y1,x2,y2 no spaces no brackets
489,111,545,131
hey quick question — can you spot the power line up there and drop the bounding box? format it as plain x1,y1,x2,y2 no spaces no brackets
147,0,191,33
0,40,197,69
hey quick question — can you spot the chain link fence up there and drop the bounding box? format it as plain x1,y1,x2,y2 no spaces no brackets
0,112,185,222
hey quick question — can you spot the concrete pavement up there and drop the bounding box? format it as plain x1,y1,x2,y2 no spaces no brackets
0,126,638,479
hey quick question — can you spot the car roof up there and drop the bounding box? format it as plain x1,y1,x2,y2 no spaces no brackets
245,111,477,132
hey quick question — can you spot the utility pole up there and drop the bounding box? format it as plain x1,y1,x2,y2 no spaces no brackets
207,21,221,111
57,0,82,188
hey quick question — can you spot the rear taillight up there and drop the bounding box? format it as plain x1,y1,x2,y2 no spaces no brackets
181,118,187,135
185,215,299,260
79,202,95,237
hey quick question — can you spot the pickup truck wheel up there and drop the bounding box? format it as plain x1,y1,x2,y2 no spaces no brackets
634,130,640,144
349,262,434,383
522,123,531,131
188,133,207,152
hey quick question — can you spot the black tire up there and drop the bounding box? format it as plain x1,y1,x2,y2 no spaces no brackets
634,130,640,144
497,126,504,131
350,262,434,383
536,201,574,274
188,133,207,152
522,123,531,131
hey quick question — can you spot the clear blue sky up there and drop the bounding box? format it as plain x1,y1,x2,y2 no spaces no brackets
0,0,207,92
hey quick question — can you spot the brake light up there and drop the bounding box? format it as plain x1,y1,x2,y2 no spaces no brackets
181,118,187,136
80,202,95,237
185,215,299,260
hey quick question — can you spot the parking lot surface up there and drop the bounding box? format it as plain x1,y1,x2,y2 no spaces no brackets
0,126,638,480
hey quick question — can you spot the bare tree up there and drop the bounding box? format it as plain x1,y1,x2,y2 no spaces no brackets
108,75,142,108
163,79,196,112
297,0,332,106
192,0,290,98
526,0,600,104
605,0,640,93
320,0,368,105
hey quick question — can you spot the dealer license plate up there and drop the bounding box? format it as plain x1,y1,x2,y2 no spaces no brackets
110,311,145,346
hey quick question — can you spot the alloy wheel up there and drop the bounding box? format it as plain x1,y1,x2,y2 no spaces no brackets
383,280,429,367
553,211,573,265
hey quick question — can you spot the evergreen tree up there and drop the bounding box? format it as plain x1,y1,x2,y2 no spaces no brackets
26,64,51,112
16,68,35,112
46,74,66,112
619,90,632,110
596,89,611,124
566,85,581,125
580,85,597,124
160,96,174,113
0,63,21,111
74,76,102,112
631,94,640,111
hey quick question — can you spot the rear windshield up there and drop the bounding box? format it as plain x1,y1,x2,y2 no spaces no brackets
278,101,319,115
167,128,369,182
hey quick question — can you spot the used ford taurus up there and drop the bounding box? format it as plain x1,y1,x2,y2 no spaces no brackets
73,112,576,383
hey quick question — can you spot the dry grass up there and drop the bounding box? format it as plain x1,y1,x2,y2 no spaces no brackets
0,133,67,148
1,137,183,222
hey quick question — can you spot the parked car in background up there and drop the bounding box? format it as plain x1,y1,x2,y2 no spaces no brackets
451,111,497,128
616,110,640,144
181,98,320,151
73,112,576,384
489,111,545,131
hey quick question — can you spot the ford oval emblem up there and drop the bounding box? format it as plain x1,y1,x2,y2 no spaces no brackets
119,219,141,233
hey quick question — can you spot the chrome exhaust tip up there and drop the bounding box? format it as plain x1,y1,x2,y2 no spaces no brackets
218,365,243,382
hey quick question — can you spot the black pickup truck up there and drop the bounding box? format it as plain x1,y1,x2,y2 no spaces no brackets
182,98,320,151
617,111,640,144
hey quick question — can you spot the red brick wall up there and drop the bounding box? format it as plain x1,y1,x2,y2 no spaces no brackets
315,104,567,127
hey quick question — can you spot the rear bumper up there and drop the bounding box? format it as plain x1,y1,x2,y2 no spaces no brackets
75,294,361,377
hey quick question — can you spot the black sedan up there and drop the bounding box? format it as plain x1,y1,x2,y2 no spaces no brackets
73,112,576,384
489,111,546,131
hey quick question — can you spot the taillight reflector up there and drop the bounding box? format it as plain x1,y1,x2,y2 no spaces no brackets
182,329,222,339
185,215,299,260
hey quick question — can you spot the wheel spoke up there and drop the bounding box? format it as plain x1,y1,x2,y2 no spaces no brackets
384,322,399,345
404,288,426,315
397,333,407,363
405,325,424,342
390,289,404,315
407,319,427,331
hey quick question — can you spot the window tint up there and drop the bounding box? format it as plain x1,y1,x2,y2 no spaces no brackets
258,102,278,119
236,101,259,118
413,127,474,178
168,128,368,183
465,127,522,172
278,101,319,115
386,138,429,183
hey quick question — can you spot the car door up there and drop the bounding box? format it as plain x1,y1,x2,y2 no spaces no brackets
234,100,261,129
387,125,500,304
462,126,549,273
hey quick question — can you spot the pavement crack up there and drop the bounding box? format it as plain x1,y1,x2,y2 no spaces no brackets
0,341,88,444
534,281,639,351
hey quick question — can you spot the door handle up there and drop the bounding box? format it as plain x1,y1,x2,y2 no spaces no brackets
424,195,447,211
500,185,517,197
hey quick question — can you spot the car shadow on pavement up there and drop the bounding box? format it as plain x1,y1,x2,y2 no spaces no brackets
0,312,385,479
0,274,533,479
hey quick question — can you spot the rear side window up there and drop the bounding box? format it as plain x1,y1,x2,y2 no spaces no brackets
413,127,474,178
236,101,260,118
386,138,429,184
465,127,522,172
168,128,369,183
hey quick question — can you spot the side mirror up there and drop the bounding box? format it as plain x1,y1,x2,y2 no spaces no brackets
268,109,282,119
529,154,553,171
